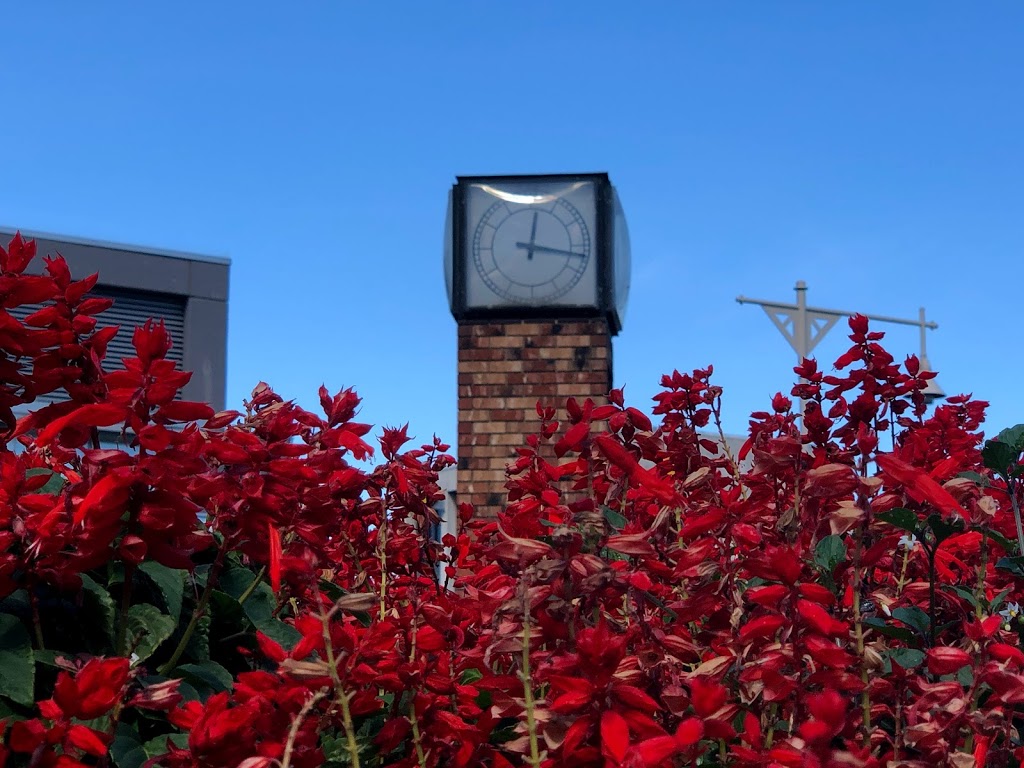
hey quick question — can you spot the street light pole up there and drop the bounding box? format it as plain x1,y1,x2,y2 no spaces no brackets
736,281,945,404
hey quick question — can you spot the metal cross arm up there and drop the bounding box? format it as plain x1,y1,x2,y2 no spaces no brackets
736,281,944,403
736,281,939,361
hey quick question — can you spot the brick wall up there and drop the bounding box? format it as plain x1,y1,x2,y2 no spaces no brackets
457,318,613,516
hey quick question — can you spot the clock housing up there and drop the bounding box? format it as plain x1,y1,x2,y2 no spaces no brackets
445,173,629,334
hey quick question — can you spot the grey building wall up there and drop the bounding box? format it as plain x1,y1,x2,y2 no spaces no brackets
0,228,229,411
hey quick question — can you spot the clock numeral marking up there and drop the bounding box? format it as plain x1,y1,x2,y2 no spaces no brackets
471,196,592,304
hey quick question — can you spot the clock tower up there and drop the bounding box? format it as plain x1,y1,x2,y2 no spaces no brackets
444,173,630,517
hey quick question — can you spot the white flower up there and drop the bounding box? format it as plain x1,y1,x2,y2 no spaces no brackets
130,652,141,667
1000,602,1020,623
898,534,919,551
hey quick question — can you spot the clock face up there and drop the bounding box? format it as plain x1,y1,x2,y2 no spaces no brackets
472,198,591,303
463,180,599,309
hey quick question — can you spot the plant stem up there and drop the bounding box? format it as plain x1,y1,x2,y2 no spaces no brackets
116,564,136,655
377,510,388,621
713,395,747,499
27,584,46,650
894,699,903,762
927,550,937,647
319,605,361,768
976,538,989,620
764,704,777,748
159,582,211,675
338,690,362,768
410,709,428,768
407,605,428,768
895,547,911,599
1010,479,1024,556
852,508,871,744
520,579,542,768
158,549,225,675
279,688,327,768
237,565,266,605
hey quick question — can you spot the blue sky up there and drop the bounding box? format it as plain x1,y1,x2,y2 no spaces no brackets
2,3,1021,446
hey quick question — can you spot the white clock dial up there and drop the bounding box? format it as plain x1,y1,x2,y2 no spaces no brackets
472,198,590,303
464,180,598,309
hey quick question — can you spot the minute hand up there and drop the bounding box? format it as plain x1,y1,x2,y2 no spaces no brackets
515,242,586,258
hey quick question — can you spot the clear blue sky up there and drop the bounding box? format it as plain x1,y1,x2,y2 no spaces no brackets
2,3,1021,446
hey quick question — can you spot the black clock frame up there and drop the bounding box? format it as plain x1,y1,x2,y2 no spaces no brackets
450,172,623,335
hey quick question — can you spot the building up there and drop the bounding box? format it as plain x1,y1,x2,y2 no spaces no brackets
0,228,229,415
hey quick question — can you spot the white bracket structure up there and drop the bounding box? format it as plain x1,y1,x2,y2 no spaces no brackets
737,281,944,406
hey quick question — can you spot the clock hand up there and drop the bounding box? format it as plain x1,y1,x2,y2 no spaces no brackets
514,242,587,258
526,211,538,260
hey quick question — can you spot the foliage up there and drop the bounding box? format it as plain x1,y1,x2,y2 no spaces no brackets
1,232,1024,767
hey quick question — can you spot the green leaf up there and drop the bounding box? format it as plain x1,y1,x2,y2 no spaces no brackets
176,680,201,703
215,573,300,649
241,581,277,626
996,556,1024,578
318,578,347,603
888,647,925,670
0,614,35,706
957,665,975,687
876,508,919,534
34,649,61,668
183,614,211,663
0,589,30,616
139,562,184,623
926,514,963,546
602,506,628,531
862,617,915,642
143,733,188,760
108,563,127,587
983,440,1020,478
460,668,484,685
996,424,1024,452
892,606,931,637
126,604,176,662
814,535,847,575
321,733,350,763
176,661,233,696
217,565,260,601
191,564,211,590
956,470,991,488
257,618,301,649
475,688,493,711
942,585,980,608
990,587,1014,613
110,722,146,768
81,573,117,642
209,590,244,624
26,467,66,495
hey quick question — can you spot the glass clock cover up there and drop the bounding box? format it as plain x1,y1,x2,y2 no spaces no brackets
463,179,599,310
611,187,631,328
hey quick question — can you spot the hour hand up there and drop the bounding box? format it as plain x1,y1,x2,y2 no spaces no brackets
515,242,586,258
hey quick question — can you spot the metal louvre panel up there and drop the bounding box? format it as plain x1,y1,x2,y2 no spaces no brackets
96,290,186,367
8,286,187,407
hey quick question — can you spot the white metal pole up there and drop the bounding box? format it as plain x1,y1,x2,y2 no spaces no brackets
795,280,808,362
919,307,927,358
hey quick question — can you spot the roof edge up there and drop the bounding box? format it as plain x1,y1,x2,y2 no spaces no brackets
0,226,231,266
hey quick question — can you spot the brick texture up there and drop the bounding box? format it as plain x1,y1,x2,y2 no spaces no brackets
457,318,613,516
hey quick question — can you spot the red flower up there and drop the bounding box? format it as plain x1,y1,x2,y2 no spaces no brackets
53,657,130,720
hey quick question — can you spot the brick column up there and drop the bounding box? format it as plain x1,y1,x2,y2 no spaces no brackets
457,318,613,517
